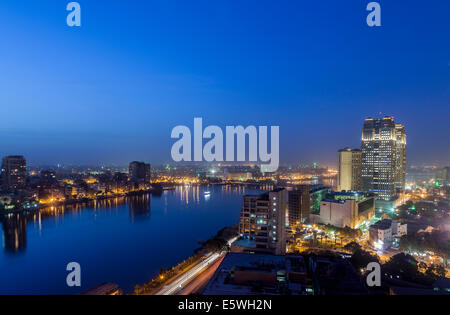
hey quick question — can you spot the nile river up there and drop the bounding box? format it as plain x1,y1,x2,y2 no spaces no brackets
0,185,266,294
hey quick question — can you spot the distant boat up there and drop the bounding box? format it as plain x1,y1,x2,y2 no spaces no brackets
204,191,211,196
162,186,176,191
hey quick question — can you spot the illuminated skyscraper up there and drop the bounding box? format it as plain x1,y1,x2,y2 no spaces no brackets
1,155,27,192
394,124,407,192
338,148,362,191
361,117,406,200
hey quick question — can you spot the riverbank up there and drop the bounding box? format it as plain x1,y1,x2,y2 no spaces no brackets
133,224,238,295
37,189,157,211
0,184,255,294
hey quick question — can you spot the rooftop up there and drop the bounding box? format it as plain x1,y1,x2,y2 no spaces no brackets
233,238,256,249
203,253,307,295
371,219,393,230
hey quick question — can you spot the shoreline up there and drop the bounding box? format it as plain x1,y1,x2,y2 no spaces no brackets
132,224,238,295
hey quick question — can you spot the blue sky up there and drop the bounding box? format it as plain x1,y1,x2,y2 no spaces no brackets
0,0,449,167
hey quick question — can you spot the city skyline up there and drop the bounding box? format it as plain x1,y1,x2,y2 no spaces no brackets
0,1,449,167
1,0,449,300
0,114,448,169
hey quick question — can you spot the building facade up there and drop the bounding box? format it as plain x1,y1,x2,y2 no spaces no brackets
369,219,407,250
128,161,151,183
1,156,27,192
239,188,287,255
338,148,362,191
436,167,450,186
288,185,332,227
309,185,332,215
394,124,407,193
288,185,310,226
309,192,375,229
369,220,393,250
361,117,406,200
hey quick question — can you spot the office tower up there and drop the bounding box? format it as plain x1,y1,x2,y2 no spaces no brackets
436,167,450,186
361,117,406,200
288,185,310,226
129,161,151,183
1,155,27,192
394,124,407,193
239,188,287,255
338,148,362,191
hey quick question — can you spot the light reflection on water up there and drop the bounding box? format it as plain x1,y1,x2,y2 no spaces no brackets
0,184,266,294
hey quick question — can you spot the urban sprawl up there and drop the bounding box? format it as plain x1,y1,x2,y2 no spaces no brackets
1,116,449,295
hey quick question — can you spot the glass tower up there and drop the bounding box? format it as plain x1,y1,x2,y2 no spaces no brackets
361,117,406,200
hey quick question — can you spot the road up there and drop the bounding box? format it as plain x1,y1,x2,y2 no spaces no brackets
154,236,238,295
180,255,225,295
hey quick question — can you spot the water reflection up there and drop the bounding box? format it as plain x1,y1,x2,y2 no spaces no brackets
129,194,151,222
1,213,27,253
173,184,273,206
0,185,273,255
0,194,153,254
0,185,265,294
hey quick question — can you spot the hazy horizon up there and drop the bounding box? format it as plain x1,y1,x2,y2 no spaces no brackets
1,1,449,167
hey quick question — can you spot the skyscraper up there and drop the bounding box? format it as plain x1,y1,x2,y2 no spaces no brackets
338,148,362,191
128,161,151,183
394,124,407,193
1,156,27,192
239,188,287,255
288,185,310,226
435,167,450,186
361,117,406,200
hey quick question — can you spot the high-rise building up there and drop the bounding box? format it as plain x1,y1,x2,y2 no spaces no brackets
1,156,27,192
394,124,407,193
288,185,310,226
288,184,332,226
435,167,450,186
338,148,362,191
239,188,287,255
128,161,151,183
361,117,406,200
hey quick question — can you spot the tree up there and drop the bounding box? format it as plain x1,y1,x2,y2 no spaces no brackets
401,230,450,267
159,268,167,277
396,200,414,219
383,253,420,281
350,249,379,270
425,264,447,280
399,234,420,253
201,238,228,252
344,242,362,254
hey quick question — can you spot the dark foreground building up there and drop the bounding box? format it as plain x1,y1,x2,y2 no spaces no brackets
1,155,26,192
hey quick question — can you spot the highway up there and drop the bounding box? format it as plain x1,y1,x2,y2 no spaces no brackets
180,255,225,295
155,236,238,295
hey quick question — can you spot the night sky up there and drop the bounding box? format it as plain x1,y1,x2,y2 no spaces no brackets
0,1,449,167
